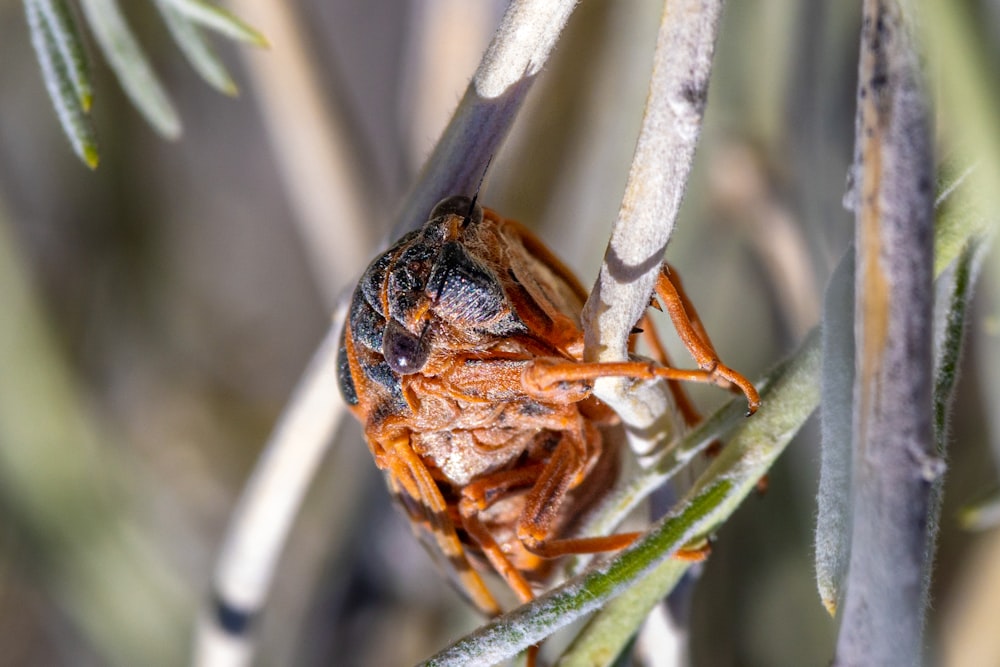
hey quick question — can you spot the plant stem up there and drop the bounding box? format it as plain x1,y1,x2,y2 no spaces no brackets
581,0,726,458
834,1,937,664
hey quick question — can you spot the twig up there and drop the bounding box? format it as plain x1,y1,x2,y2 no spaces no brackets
391,0,581,239
834,1,937,664
580,0,725,458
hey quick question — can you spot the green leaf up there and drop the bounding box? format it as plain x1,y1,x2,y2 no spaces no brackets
161,0,269,47
31,0,93,110
154,0,239,96
959,490,1000,531
934,161,993,277
24,0,100,168
78,0,182,139
814,249,854,616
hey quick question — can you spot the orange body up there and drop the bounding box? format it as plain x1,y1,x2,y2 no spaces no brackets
336,196,758,614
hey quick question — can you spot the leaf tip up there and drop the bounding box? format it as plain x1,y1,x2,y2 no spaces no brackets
249,31,270,49
157,115,184,141
822,596,837,617
82,145,100,169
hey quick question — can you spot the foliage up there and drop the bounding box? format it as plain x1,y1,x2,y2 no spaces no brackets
22,0,265,167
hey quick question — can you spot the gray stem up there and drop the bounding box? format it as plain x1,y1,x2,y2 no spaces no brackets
581,0,726,459
834,1,937,665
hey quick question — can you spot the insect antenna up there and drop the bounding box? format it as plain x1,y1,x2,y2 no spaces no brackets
465,155,494,223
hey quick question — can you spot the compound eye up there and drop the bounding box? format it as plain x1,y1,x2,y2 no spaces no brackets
429,195,483,226
382,319,430,375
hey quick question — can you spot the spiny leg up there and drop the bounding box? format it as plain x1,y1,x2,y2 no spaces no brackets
636,312,704,429
457,463,549,605
654,265,760,414
523,357,735,399
458,464,552,667
517,437,640,559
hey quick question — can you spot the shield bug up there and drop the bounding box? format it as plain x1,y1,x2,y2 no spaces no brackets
337,195,759,617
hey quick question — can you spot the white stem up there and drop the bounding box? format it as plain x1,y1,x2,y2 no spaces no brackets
582,0,725,458
390,0,581,239
193,312,347,667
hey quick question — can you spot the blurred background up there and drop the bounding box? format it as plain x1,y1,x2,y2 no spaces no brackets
0,0,998,665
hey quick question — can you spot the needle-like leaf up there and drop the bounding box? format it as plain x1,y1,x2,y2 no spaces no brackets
79,0,182,139
24,0,100,167
162,0,269,47
814,249,855,616
834,0,937,663
31,0,93,110
154,0,239,96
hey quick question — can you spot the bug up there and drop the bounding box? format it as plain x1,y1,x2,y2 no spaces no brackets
336,194,759,617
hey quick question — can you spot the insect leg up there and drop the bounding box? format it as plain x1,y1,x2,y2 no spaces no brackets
517,437,640,558
453,464,545,602
523,357,736,396
636,312,704,428
522,349,760,414
654,264,761,413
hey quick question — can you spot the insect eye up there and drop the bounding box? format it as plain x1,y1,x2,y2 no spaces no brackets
429,195,483,226
382,319,430,374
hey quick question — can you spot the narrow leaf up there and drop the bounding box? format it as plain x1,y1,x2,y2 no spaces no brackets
25,0,100,168
814,249,855,616
33,0,93,110
161,0,268,47
422,481,733,667
922,234,991,611
79,0,182,139
959,491,1000,531
835,0,937,663
154,1,238,96
934,162,992,276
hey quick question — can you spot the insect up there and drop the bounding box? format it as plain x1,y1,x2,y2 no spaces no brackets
336,195,759,617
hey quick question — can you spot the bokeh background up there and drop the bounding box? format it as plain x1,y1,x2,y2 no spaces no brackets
0,1,998,665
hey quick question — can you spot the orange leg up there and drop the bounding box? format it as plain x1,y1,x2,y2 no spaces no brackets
522,266,760,415
516,437,641,559
637,313,704,429
654,265,760,414
523,357,734,396
457,463,553,605
457,464,560,667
